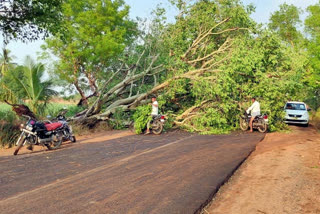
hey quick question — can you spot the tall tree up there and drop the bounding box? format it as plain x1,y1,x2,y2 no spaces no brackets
0,0,63,42
43,0,137,106
268,3,303,47
0,48,16,76
305,1,320,110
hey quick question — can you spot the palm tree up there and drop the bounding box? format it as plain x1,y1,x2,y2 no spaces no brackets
0,48,19,103
0,48,16,76
14,56,57,113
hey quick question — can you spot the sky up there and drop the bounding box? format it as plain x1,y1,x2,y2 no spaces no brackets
1,0,319,65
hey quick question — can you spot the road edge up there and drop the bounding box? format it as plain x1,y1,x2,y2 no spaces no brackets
196,133,266,214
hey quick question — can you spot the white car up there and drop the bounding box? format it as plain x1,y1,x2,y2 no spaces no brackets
284,101,310,126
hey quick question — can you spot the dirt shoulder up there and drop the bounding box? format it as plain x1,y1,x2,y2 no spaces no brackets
205,126,320,214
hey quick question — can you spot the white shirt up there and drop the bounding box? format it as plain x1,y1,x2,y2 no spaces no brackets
151,101,158,115
247,101,260,114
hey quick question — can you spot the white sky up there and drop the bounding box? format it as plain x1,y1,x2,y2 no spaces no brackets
1,0,318,65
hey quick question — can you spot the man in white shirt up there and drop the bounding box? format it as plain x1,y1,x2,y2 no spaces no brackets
145,96,159,134
246,97,260,132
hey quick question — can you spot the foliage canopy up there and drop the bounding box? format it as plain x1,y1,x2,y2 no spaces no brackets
0,0,63,42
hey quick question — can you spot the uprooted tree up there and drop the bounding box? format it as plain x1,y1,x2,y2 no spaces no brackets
69,1,253,120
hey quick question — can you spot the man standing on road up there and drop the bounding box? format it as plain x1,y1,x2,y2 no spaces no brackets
247,97,260,133
145,96,158,135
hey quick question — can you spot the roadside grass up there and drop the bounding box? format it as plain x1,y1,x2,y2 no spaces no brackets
311,109,320,131
71,120,113,136
0,105,20,148
44,103,84,119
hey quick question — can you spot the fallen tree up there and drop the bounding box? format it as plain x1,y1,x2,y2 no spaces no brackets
72,16,241,126
69,0,309,135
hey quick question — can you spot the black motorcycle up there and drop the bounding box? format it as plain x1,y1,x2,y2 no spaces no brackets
14,115,63,155
240,111,268,133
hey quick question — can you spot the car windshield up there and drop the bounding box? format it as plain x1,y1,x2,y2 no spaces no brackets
285,103,306,111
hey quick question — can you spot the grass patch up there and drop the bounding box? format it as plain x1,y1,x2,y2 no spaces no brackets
0,121,20,148
311,109,320,131
71,120,112,136
43,103,84,118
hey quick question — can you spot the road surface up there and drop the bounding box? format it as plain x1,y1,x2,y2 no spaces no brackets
0,131,264,214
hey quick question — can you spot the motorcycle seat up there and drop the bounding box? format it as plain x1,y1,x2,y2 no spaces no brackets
249,114,261,117
45,122,63,131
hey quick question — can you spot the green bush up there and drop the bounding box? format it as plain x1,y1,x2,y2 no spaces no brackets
132,105,152,134
0,104,17,122
0,121,20,148
109,108,128,130
0,104,20,148
311,109,320,130
163,114,174,131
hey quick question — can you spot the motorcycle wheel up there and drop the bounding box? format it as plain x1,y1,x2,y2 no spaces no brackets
13,133,26,156
46,132,63,150
152,120,163,135
257,119,268,133
239,118,249,131
69,136,76,143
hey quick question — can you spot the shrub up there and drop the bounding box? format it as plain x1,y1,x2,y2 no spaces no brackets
0,121,20,148
132,105,152,134
109,108,129,130
311,109,320,130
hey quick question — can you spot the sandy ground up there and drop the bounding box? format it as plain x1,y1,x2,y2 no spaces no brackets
205,126,320,214
0,130,134,157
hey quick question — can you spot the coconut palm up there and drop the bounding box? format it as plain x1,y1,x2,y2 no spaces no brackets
1,56,57,115
0,48,16,76
14,56,57,113
0,48,19,103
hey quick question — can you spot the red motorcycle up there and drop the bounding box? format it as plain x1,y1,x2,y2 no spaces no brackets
14,115,64,155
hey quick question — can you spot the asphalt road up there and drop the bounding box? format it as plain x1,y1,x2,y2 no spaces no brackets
0,131,264,214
